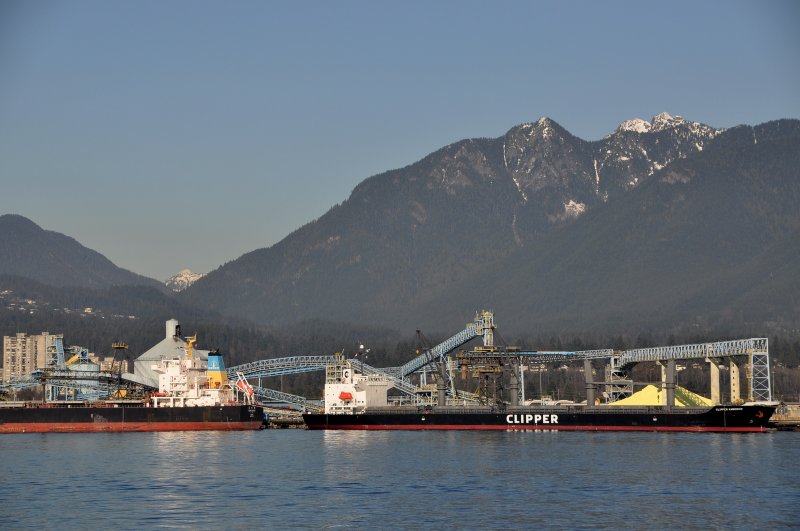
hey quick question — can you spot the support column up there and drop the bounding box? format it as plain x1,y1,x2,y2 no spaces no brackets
730,359,741,404
436,379,448,406
706,358,721,405
660,360,676,409
584,359,596,406
508,366,519,407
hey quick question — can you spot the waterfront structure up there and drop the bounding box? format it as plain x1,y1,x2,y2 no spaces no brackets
303,352,776,432
302,312,777,431
0,320,265,433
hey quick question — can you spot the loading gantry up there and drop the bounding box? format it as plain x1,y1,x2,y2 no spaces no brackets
456,336,772,407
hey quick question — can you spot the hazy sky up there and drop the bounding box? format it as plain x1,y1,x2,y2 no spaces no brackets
1,0,798,280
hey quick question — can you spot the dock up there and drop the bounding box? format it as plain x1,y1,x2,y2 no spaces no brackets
771,403,800,431
262,406,306,429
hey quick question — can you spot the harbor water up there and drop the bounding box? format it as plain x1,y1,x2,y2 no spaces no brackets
2,430,798,529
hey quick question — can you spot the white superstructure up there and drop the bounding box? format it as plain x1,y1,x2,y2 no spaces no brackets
150,356,232,408
323,355,391,414
147,332,254,408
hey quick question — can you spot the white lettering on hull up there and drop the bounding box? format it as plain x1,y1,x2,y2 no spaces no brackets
505,414,559,425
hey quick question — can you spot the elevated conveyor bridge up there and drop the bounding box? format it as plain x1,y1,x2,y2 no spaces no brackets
618,338,768,366
617,338,772,402
396,310,496,378
227,356,335,379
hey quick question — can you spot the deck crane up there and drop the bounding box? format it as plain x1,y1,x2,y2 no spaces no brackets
185,335,197,360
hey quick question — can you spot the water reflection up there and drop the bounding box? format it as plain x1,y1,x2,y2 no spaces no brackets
3,431,797,529
321,430,394,497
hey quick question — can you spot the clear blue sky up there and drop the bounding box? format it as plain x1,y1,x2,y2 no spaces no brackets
1,0,798,280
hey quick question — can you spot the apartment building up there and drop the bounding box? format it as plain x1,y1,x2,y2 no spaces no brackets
2,332,62,381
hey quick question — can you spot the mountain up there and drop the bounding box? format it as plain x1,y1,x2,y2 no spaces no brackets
181,114,800,335
428,120,800,333
165,269,205,292
0,214,166,291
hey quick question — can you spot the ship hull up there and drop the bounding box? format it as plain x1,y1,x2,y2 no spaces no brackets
303,405,775,433
0,404,265,433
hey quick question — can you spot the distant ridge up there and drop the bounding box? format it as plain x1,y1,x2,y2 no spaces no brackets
0,214,165,290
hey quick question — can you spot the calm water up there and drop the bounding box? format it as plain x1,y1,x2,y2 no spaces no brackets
1,430,798,529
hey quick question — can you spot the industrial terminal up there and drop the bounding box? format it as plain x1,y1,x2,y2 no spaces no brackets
2,312,796,432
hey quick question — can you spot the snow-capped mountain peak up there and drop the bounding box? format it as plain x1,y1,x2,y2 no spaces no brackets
650,112,686,132
617,118,652,134
165,269,205,292
616,113,690,134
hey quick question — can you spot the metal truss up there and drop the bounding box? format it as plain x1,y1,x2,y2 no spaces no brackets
616,338,772,401
619,338,768,366
46,337,66,366
0,375,39,390
454,349,615,365
516,349,615,363
604,357,634,403
227,356,335,379
749,347,772,402
399,323,479,377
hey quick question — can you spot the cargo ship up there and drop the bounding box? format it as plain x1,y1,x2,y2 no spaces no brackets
0,402,264,433
302,355,775,432
303,404,775,432
0,338,265,433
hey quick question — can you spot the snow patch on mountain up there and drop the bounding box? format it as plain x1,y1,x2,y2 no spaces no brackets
650,112,684,132
614,112,722,139
536,117,553,139
513,174,528,202
615,112,683,135
593,159,601,193
165,269,205,292
549,200,587,223
617,118,652,134
564,200,586,218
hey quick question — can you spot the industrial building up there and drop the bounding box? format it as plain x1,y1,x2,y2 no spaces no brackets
123,319,210,389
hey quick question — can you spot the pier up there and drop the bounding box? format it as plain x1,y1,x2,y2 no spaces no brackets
771,404,800,430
